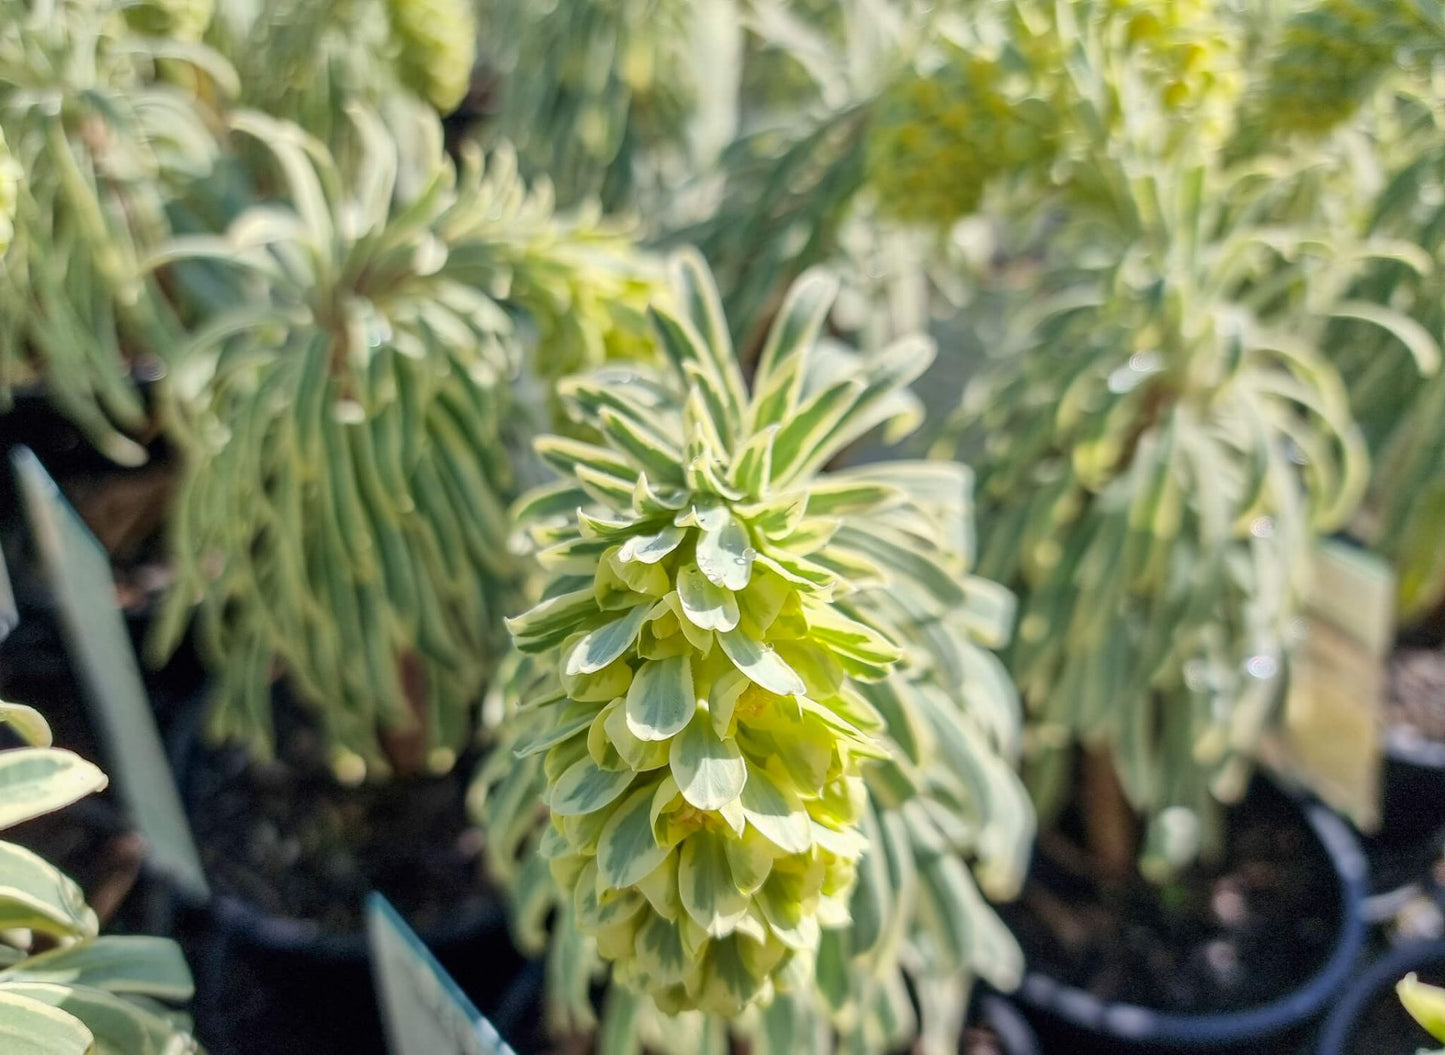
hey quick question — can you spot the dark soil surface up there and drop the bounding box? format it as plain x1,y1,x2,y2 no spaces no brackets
1384,646,1445,745
1004,780,1341,1016
0,591,158,933
181,691,490,935
1340,961,1445,1054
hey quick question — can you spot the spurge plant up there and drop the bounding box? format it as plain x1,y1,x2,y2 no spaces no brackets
501,248,1029,1020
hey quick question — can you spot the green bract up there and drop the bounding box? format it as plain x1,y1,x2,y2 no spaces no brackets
0,702,199,1053
151,103,660,770
501,249,1031,1021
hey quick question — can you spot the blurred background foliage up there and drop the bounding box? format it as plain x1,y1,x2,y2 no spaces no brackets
5,0,1445,1050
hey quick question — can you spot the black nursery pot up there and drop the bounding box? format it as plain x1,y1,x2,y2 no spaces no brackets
1315,940,1445,1055
972,991,1041,1055
1358,730,1445,921
1011,779,1367,1054
162,693,535,1055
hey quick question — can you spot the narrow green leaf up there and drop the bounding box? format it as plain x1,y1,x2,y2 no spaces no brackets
1,980,189,1055
599,409,686,484
752,270,839,430
535,437,639,489
506,588,599,652
1333,300,1441,376
0,937,193,1002
769,379,866,484
669,249,748,425
0,842,97,940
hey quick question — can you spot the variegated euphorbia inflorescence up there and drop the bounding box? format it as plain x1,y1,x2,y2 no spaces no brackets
506,250,943,1015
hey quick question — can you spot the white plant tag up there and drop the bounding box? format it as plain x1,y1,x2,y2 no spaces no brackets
1270,539,1393,830
366,893,515,1055
12,447,208,900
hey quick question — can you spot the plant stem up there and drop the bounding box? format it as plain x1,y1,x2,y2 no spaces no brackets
1081,744,1138,883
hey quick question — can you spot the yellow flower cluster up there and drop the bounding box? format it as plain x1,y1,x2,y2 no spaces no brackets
1259,0,1409,136
867,54,1056,229
1108,0,1244,146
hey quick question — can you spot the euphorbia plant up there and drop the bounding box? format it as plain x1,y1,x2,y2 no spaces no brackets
924,0,1411,879
149,101,660,774
0,700,199,1052
483,250,1031,1040
956,145,1379,875
203,0,477,146
475,0,703,212
0,0,225,464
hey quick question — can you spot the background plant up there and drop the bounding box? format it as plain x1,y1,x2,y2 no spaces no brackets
202,0,477,146
0,699,199,1053
1324,69,1445,622
473,0,713,214
148,100,661,774
914,0,1415,877
955,155,1381,873
0,0,226,464
474,252,1030,1051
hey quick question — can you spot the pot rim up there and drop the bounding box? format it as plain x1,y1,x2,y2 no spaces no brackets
1014,780,1368,1047
1315,938,1445,1055
152,688,507,962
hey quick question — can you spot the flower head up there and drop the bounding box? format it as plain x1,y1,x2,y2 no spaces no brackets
507,250,947,1014
385,0,477,112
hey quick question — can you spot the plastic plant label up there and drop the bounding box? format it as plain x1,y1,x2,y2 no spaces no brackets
1269,540,1393,831
1281,618,1382,829
366,893,515,1055
1304,539,1395,656
0,536,15,644
11,447,209,901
